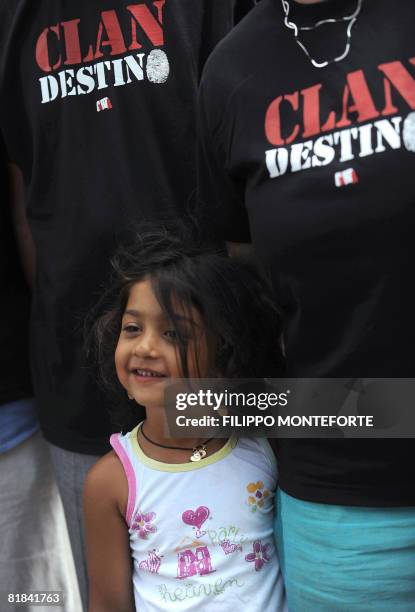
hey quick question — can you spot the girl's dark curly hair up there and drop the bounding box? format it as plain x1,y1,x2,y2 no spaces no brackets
86,223,285,433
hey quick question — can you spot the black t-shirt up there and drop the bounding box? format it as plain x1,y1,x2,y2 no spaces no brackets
0,0,255,454
0,161,32,405
198,0,415,505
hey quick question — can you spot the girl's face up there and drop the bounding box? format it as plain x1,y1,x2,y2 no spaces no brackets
115,279,209,408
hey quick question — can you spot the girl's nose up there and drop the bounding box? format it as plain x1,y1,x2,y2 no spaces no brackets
132,333,159,359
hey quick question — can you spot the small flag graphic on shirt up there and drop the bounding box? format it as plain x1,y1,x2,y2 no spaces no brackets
96,97,112,112
334,168,358,187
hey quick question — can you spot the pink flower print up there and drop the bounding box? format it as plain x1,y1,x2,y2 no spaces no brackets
245,540,271,571
132,511,157,539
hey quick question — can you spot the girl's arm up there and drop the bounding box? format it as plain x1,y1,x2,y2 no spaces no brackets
84,451,135,612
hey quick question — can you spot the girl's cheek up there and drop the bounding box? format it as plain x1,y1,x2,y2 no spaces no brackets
114,341,128,389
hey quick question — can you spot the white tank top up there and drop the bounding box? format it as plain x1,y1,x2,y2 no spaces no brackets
111,425,287,612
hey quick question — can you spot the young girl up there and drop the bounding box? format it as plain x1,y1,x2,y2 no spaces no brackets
84,227,287,612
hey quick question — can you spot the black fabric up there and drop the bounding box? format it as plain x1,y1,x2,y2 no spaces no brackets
0,0,255,454
198,0,415,505
0,159,32,406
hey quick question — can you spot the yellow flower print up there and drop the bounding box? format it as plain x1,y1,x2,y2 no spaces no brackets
246,481,270,512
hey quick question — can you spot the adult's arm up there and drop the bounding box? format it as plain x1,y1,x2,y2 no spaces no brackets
196,56,252,246
7,163,36,290
84,451,135,612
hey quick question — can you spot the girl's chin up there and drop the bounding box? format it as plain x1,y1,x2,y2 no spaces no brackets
130,393,166,410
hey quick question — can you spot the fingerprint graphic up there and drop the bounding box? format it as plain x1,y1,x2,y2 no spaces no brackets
403,112,415,152
146,50,170,84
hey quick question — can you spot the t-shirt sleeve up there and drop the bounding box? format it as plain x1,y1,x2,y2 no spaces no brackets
234,0,258,24
196,67,251,244
0,3,27,169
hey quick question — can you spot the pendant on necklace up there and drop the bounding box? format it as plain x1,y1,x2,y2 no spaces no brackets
190,446,207,462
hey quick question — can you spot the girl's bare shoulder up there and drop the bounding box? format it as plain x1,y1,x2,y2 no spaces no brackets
84,450,129,516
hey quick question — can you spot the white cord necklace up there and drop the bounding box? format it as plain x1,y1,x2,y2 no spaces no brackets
281,0,363,69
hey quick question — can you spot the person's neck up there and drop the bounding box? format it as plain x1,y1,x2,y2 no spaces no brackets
142,409,209,448
293,0,328,4
289,0,355,19
138,408,226,464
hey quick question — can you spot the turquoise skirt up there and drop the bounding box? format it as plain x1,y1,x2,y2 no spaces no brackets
275,489,415,611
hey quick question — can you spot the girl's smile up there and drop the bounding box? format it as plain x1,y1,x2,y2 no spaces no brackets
132,367,168,381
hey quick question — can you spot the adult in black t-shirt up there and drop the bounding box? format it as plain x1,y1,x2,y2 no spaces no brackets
0,159,82,610
0,2,255,609
198,0,415,608
0,166,32,408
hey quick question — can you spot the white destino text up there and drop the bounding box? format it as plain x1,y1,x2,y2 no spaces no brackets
39,50,170,103
265,116,406,178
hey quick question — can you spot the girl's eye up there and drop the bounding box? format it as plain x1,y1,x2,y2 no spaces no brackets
164,329,178,341
123,323,141,334
164,327,193,342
